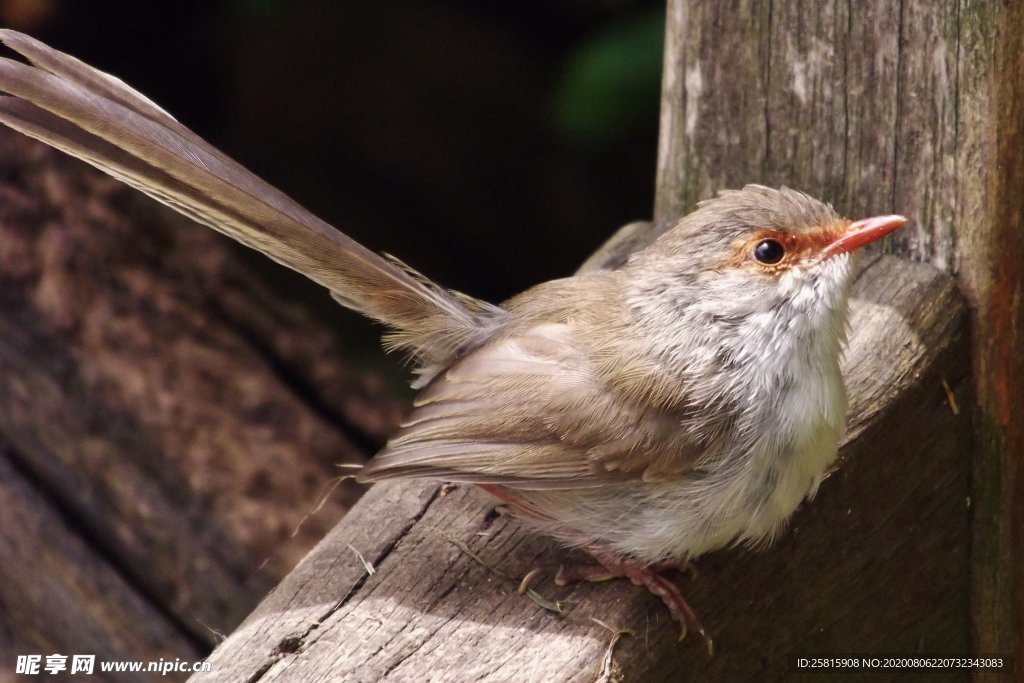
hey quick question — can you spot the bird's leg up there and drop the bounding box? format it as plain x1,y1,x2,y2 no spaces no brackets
649,558,700,581
555,547,712,654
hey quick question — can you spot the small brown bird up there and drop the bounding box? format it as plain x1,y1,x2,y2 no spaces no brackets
0,32,906,649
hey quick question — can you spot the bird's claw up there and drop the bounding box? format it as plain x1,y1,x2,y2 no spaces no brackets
555,547,713,655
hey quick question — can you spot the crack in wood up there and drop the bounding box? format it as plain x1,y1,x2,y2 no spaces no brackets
242,483,444,681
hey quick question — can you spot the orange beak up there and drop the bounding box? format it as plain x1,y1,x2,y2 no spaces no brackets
821,215,908,258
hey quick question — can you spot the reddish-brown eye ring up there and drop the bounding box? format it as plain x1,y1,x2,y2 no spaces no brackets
753,239,785,264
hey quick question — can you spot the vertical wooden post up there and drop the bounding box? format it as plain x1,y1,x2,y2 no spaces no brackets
957,0,1024,665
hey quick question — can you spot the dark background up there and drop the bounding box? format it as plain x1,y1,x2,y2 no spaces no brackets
3,0,665,311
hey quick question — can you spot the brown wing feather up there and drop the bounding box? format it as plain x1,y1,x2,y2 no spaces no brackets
359,321,704,489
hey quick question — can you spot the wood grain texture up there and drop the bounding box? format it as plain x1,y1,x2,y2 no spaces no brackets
0,446,199,682
955,2,1024,668
0,134,404,659
194,255,970,680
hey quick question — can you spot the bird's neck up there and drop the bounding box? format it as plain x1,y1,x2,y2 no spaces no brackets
612,261,852,417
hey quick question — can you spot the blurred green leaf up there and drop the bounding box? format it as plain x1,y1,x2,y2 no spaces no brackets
551,8,664,146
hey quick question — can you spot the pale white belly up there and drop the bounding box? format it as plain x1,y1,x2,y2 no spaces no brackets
525,363,846,564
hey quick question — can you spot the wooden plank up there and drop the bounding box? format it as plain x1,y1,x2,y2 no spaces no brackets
953,1,1024,666
0,445,200,682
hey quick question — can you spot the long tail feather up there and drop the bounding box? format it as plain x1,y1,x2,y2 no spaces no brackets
0,30,505,367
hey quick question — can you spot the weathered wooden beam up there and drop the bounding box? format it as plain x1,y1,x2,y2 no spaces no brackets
0,445,201,681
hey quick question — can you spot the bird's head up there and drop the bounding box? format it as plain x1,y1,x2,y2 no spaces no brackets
623,185,907,367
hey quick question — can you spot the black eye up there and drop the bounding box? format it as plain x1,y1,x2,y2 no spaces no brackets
753,239,785,264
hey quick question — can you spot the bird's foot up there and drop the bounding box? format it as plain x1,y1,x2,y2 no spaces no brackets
555,547,712,655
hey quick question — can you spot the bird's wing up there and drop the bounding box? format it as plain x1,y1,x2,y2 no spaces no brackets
0,30,505,365
359,321,705,489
